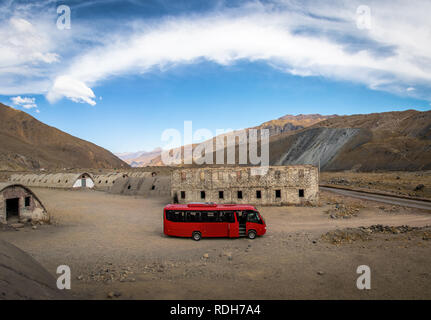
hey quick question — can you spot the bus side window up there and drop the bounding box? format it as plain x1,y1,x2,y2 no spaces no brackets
169,211,178,222
224,211,235,223
219,211,226,222
179,211,185,222
201,212,208,222
215,211,223,222
185,211,191,222
207,211,216,222
188,211,199,222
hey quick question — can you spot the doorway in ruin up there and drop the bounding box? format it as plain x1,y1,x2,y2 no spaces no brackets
6,198,20,221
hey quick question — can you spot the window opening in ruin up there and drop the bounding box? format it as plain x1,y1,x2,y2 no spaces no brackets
237,190,243,199
298,169,304,179
299,189,304,197
219,191,224,199
275,190,281,198
181,191,186,199
25,196,31,207
200,191,206,199
256,190,262,199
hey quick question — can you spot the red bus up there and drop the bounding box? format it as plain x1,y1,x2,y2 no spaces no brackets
163,203,266,241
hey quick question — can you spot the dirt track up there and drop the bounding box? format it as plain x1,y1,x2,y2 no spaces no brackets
1,188,431,299
321,186,431,211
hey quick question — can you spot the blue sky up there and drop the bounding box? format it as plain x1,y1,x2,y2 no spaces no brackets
0,0,430,153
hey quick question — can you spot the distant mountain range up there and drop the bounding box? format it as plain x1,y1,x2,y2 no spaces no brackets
118,114,335,167
0,103,128,170
115,148,162,167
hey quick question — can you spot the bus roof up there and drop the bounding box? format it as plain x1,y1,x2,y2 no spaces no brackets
164,203,257,211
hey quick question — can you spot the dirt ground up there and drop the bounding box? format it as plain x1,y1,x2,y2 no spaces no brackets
0,188,431,300
321,171,431,199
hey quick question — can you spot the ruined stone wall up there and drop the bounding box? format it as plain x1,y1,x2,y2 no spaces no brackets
109,175,171,198
0,185,49,224
171,165,319,206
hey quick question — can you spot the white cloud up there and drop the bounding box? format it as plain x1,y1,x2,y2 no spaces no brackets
10,95,38,110
407,87,415,92
0,17,59,70
46,76,96,106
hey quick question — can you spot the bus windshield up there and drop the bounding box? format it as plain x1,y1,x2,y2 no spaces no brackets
247,211,263,224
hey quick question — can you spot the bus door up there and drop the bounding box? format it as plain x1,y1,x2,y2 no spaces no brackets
227,211,239,238
236,211,247,237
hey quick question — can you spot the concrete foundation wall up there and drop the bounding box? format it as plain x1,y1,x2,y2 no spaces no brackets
171,165,319,206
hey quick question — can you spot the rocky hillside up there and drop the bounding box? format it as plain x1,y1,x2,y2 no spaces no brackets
148,109,430,172
270,110,431,171
116,110,431,171
254,114,336,136
0,103,128,170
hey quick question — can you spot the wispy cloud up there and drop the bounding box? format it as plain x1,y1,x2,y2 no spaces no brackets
10,95,38,111
1,0,431,106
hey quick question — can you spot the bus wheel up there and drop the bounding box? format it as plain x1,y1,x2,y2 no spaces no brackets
192,231,202,241
247,230,257,239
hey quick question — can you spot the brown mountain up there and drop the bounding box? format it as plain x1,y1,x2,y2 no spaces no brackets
137,110,431,172
255,113,337,136
269,109,431,171
0,103,129,170
119,114,333,166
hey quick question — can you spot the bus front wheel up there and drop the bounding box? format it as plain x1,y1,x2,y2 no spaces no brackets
192,231,202,241
248,230,257,239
